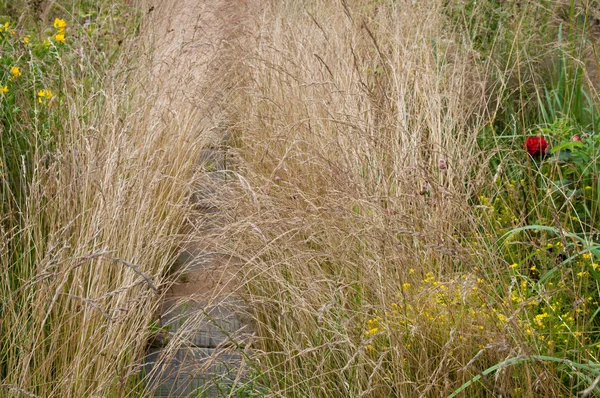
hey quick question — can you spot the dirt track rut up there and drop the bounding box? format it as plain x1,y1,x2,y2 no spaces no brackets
140,1,252,396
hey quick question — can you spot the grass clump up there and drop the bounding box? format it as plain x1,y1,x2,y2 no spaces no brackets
213,0,600,396
0,1,204,396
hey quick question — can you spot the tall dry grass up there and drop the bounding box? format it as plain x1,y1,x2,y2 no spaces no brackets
2,0,597,396
0,1,213,396
218,0,573,396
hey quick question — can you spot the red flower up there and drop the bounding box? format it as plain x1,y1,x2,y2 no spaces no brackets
572,135,581,142
524,136,548,158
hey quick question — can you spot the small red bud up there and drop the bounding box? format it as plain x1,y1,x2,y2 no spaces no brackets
439,159,447,171
572,135,581,142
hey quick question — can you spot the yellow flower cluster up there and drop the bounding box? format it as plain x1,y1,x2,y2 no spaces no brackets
0,20,64,105
533,312,549,326
364,317,382,337
384,274,503,354
37,89,53,105
10,66,21,79
389,265,593,357
0,22,15,35
53,18,66,43
478,195,490,206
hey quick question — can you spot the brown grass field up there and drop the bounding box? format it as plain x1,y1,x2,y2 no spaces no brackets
2,0,600,396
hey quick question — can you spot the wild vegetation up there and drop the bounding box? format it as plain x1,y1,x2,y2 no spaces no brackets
2,0,600,397
0,1,205,396
223,0,600,396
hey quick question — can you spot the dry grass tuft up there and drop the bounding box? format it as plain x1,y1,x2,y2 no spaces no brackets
213,0,570,396
0,1,212,395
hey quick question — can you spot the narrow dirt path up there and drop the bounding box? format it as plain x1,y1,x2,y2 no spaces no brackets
139,1,252,396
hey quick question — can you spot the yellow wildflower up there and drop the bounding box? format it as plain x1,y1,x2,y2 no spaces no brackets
10,66,21,79
37,89,53,104
510,263,519,269
582,253,592,260
511,291,523,303
592,263,599,270
55,33,65,43
23,36,30,44
10,29,15,35
53,18,67,33
530,265,537,271
534,313,549,326
1,86,8,93
402,283,411,290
